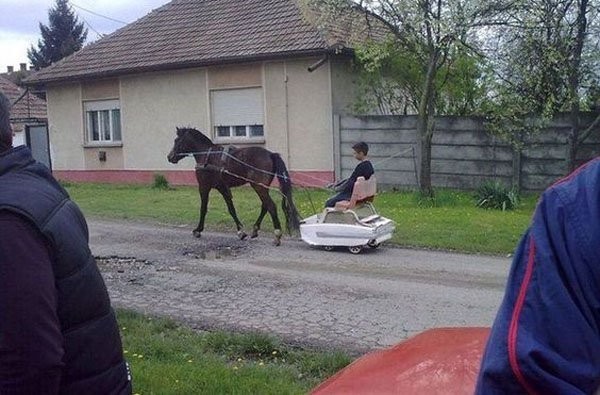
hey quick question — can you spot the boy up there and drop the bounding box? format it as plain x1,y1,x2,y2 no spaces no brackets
325,142,374,208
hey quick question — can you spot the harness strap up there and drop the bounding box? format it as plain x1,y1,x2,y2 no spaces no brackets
203,147,212,167
221,146,233,164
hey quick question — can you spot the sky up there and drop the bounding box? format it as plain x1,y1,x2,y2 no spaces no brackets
0,0,169,70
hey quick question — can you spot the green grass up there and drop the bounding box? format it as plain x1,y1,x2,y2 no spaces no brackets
65,183,538,254
117,309,351,395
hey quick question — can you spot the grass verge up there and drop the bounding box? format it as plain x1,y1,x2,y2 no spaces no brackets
65,183,537,255
117,309,350,395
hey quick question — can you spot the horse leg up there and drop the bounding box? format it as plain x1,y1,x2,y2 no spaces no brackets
216,185,247,240
251,205,268,238
253,186,282,246
194,188,210,238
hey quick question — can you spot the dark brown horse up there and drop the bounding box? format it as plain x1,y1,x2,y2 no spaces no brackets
167,127,300,245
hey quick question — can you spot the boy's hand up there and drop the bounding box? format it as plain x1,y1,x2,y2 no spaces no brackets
333,179,349,192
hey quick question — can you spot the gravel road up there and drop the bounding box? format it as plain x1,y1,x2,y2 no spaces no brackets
90,218,511,353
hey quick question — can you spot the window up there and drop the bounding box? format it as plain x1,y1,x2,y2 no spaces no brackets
84,100,122,144
211,88,264,141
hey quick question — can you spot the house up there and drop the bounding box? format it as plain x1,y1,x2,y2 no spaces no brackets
25,0,386,186
0,75,50,167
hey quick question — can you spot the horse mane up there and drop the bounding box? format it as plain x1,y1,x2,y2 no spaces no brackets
176,127,214,146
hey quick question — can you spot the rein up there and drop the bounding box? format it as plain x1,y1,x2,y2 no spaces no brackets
177,150,286,180
176,145,415,188
182,149,286,198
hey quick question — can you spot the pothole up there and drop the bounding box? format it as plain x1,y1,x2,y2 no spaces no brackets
96,256,152,270
179,239,247,260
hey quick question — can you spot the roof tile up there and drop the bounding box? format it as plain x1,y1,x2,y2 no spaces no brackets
0,77,47,120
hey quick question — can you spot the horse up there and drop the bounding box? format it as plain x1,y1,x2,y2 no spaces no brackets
167,127,301,246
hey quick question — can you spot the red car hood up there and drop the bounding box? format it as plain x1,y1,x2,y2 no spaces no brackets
311,327,490,395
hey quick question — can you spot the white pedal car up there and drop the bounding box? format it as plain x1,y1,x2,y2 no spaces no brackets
300,176,395,254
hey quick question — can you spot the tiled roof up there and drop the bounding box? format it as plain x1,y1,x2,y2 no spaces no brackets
26,0,389,84
0,76,47,120
25,0,326,84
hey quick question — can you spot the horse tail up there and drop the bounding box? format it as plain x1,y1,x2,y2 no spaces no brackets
271,153,301,234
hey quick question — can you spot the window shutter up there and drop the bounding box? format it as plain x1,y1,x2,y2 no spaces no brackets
211,88,263,126
84,99,120,112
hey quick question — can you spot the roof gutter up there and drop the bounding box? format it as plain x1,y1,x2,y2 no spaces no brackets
23,47,354,87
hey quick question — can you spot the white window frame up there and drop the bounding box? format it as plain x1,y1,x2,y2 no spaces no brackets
211,88,265,143
84,99,122,145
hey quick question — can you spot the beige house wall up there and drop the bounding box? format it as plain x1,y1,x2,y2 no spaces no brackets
45,57,353,175
83,147,124,169
264,61,288,161
330,57,357,116
207,58,334,172
120,69,209,170
283,58,333,171
209,64,262,89
81,79,124,170
46,83,84,170
82,79,119,101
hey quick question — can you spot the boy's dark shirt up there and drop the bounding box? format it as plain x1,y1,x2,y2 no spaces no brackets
341,160,374,193
0,210,63,394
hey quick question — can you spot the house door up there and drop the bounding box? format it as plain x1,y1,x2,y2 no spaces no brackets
26,124,51,170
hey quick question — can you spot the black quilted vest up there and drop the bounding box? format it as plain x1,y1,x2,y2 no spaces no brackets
0,146,131,395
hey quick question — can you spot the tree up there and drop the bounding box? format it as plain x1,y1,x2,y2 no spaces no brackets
28,0,88,70
482,0,600,173
352,39,486,117
565,0,600,172
302,0,508,197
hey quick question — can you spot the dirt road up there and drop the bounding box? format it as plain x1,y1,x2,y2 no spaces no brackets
90,218,511,353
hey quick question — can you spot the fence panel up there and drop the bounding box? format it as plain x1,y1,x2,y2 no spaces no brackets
338,114,600,191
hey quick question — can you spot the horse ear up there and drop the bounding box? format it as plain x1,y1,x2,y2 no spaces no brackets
176,127,184,137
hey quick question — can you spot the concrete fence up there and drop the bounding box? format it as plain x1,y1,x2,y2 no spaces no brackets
335,114,600,191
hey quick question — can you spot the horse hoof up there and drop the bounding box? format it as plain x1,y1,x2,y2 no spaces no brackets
273,229,282,246
192,230,202,238
238,231,248,240
251,226,259,239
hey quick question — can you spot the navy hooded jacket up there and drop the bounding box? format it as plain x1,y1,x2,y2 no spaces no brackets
476,158,600,394
0,146,131,394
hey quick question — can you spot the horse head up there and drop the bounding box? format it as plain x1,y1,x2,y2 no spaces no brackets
167,127,214,164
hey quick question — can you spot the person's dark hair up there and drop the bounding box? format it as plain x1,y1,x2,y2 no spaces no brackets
0,92,12,151
352,142,369,155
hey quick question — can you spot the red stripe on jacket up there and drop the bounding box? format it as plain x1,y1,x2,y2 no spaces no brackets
508,237,539,395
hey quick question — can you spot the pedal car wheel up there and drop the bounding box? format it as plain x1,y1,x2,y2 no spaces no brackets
367,240,380,249
348,246,363,254
323,246,335,251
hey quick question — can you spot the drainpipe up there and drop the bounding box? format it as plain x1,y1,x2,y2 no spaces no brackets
12,87,29,107
284,62,291,166
308,56,328,73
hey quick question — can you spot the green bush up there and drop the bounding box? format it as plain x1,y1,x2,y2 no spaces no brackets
475,180,520,211
152,173,171,190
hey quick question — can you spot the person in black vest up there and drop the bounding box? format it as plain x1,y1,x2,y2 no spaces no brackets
0,92,131,394
325,141,374,208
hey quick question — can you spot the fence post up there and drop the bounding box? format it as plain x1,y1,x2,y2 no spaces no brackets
333,114,341,181
512,148,522,193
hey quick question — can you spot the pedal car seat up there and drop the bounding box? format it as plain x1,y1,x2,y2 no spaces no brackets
334,176,376,211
